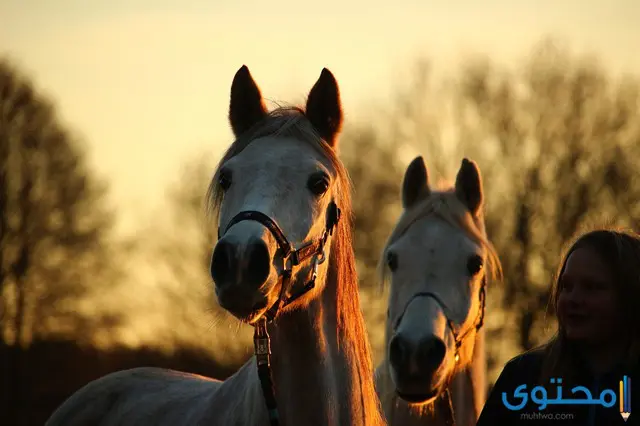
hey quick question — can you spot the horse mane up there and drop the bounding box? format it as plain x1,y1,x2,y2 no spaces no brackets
377,186,503,290
205,106,382,422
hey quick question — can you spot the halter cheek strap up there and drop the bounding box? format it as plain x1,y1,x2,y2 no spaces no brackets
216,201,341,426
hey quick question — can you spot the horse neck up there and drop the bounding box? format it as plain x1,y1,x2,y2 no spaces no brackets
378,329,486,426
268,244,384,426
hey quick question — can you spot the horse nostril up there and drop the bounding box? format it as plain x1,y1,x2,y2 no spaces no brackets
210,239,235,286
389,335,408,368
245,237,270,288
418,337,446,370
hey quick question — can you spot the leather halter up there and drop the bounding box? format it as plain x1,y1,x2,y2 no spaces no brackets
392,276,487,426
216,201,341,426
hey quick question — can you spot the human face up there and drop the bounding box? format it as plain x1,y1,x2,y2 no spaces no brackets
557,246,622,345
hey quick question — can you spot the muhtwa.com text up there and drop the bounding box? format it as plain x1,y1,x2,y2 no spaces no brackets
519,412,576,421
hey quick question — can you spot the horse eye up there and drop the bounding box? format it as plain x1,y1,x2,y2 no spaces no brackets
387,251,398,272
218,169,232,191
467,254,483,276
308,172,330,196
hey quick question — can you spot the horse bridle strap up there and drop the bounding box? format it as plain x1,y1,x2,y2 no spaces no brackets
395,276,487,362
217,201,341,426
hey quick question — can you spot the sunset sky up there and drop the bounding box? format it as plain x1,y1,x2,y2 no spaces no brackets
1,0,639,235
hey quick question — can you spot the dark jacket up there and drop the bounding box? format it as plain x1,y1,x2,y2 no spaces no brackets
477,348,640,426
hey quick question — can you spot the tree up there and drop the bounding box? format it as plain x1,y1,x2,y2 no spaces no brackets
0,58,120,345
0,58,121,418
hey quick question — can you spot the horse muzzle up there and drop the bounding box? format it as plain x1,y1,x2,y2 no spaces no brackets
389,332,449,405
211,234,275,321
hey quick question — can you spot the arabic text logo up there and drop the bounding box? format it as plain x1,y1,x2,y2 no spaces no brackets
502,378,616,412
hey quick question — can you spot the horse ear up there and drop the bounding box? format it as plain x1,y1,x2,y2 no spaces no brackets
455,158,484,216
229,65,268,137
402,156,430,209
305,68,343,148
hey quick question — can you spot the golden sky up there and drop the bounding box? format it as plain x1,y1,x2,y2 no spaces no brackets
1,0,639,234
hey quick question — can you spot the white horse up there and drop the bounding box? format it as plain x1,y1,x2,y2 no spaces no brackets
46,66,386,426
374,156,502,426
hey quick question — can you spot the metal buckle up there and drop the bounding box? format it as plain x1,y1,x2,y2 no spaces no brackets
310,251,326,283
254,319,271,366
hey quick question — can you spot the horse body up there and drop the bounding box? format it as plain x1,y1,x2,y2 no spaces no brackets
45,367,235,426
47,67,384,426
375,156,502,426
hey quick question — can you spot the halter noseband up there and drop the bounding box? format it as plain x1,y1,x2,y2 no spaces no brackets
216,201,341,426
